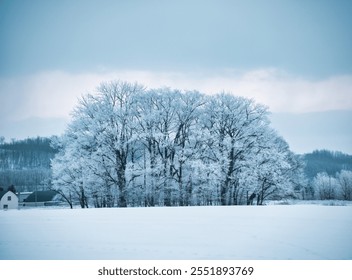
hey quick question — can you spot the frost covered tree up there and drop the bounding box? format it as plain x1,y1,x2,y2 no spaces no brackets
199,94,263,205
313,172,338,200
88,81,144,207
50,133,91,208
52,81,144,207
337,170,352,200
199,94,295,205
134,88,205,206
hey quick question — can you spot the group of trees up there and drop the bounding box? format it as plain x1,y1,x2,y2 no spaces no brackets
312,170,352,200
51,80,304,208
2,83,351,208
298,150,352,200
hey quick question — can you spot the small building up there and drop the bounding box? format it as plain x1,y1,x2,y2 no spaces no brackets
0,190,19,210
23,190,61,207
17,192,32,203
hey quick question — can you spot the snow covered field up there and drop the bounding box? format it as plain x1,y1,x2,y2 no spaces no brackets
1,205,351,260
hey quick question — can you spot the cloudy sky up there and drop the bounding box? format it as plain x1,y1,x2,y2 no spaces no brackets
0,0,351,154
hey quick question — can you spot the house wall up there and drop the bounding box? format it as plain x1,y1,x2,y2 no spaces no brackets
0,191,18,210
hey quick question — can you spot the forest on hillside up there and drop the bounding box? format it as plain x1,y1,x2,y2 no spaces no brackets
0,137,57,192
304,150,352,179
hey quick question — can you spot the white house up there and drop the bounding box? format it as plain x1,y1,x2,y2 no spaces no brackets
0,191,18,210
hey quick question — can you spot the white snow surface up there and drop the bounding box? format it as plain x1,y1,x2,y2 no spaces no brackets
1,205,351,260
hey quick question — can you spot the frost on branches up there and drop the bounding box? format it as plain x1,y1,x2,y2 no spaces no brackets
51,81,304,207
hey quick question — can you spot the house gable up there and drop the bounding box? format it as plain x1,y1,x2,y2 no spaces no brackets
0,191,18,210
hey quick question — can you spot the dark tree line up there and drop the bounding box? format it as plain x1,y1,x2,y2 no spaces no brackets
303,150,352,179
0,137,55,191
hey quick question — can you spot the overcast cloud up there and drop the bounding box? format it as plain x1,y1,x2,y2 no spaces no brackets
1,69,352,122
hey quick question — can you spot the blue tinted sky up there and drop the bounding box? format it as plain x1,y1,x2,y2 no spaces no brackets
0,0,351,153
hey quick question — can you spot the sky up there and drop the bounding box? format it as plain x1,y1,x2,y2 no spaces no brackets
0,0,351,154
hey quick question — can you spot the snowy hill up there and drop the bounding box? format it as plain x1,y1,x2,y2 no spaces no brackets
1,205,351,260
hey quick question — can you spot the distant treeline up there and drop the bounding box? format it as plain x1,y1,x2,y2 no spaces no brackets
0,136,56,169
0,137,57,191
304,150,352,179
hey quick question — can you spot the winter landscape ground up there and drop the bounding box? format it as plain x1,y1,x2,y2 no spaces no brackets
1,204,351,260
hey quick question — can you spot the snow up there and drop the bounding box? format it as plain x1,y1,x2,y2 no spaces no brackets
0,205,351,260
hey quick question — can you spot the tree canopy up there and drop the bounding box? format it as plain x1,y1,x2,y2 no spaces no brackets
51,80,304,207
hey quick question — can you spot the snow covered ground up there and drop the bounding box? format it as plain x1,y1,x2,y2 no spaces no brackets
0,205,351,260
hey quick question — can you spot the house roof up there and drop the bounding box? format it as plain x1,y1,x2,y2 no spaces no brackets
0,191,7,200
24,190,58,202
0,190,17,200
